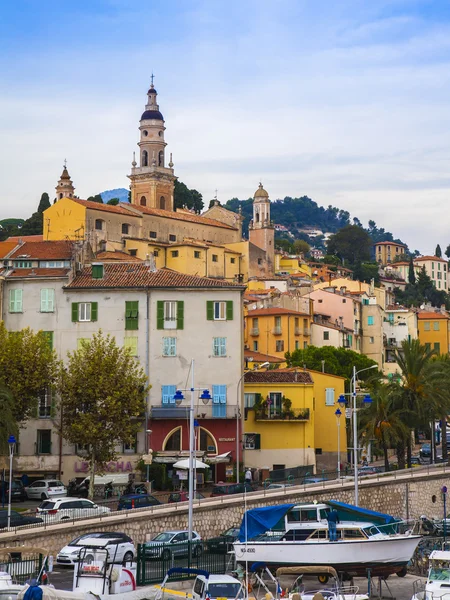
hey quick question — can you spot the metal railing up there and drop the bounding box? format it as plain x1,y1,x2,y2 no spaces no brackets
272,326,282,335
255,408,310,421
250,328,260,336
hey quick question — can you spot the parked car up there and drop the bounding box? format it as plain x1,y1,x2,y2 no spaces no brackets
56,532,135,566
266,483,294,490
168,491,205,503
0,480,27,502
302,476,328,484
206,527,240,554
25,479,67,500
420,443,432,459
358,466,382,476
193,574,244,600
210,483,253,497
143,530,202,559
36,497,111,522
0,509,43,529
117,493,161,511
410,456,422,467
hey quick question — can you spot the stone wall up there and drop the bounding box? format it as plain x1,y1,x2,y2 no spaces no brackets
1,467,449,557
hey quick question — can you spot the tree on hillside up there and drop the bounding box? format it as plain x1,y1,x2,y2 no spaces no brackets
327,225,372,266
37,193,51,213
107,198,120,205
408,256,416,284
0,323,58,423
59,332,149,499
174,180,204,213
275,238,294,253
352,261,380,285
20,211,43,236
87,194,103,204
436,244,442,258
293,239,310,255
445,245,450,260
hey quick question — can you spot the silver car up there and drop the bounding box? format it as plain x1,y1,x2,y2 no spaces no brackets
144,530,202,559
25,479,67,500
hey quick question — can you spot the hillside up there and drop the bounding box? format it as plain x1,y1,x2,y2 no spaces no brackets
100,188,129,203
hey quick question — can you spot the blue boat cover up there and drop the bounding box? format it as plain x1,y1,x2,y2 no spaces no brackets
326,500,398,525
238,504,295,542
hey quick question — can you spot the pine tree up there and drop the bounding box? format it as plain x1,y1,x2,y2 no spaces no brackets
436,244,442,258
408,256,416,284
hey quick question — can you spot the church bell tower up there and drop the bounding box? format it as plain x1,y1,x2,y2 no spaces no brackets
128,78,176,211
249,183,275,274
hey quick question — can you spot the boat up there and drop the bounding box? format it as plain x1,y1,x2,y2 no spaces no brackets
411,549,450,600
233,501,421,578
0,546,50,600
275,566,369,600
157,567,246,600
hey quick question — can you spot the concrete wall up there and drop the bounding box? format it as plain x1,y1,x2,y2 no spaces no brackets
2,467,450,557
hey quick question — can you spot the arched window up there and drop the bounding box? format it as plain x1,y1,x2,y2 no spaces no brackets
158,150,164,166
142,150,148,167
59,193,63,199
95,219,104,231
159,196,166,210
255,212,260,223
163,427,181,451
199,428,217,454
122,223,130,235
140,196,147,206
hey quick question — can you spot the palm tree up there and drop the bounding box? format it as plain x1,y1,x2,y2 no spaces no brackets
0,385,18,454
425,354,450,462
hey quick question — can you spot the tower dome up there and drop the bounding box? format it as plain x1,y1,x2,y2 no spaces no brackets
254,182,269,200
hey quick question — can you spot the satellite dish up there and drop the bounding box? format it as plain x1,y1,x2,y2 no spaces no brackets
420,304,425,309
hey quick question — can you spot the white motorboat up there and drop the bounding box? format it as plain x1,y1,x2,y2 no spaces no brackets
234,501,421,578
411,550,450,600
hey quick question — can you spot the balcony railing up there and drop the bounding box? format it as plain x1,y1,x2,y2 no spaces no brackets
250,328,260,336
255,408,310,422
272,326,282,335
151,405,238,419
294,327,301,336
303,328,311,336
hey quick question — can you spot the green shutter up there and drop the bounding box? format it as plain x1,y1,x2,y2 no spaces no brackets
206,301,214,320
125,301,139,330
157,301,164,329
43,331,53,351
71,303,79,322
177,301,184,330
254,434,261,450
226,300,233,320
91,302,98,322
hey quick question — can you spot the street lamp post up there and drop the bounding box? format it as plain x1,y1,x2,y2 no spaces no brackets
174,359,211,543
7,435,16,529
338,364,377,506
335,409,342,479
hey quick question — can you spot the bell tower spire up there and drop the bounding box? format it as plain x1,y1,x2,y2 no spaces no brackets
55,161,75,201
128,78,176,211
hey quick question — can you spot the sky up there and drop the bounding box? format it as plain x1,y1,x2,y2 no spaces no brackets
1,0,450,253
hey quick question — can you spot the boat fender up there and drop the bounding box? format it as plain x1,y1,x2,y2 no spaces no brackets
265,593,273,600
110,567,120,582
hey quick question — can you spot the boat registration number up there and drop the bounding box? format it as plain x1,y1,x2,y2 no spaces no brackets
241,548,255,552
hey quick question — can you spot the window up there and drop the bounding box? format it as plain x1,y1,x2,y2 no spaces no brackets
14,260,32,268
433,321,440,331
367,316,374,326
38,288,54,313
123,437,137,454
212,385,227,417
207,300,233,321
258,258,262,265
42,331,53,350
142,150,148,166
162,337,177,356
325,388,335,406
164,427,181,450
92,264,104,279
129,249,137,257
153,250,159,257
122,223,130,235
253,341,258,351
342,299,346,303
212,254,218,262
37,430,52,454
275,316,281,328
424,321,430,331
169,234,176,242
77,338,89,350
323,331,329,341
41,261,66,268
244,393,255,408
162,385,176,405
369,336,374,344
150,231,157,239
276,340,284,352
124,336,138,356
125,301,139,330
95,219,103,231
244,433,261,450
194,251,201,259
171,250,179,258
230,258,236,264
140,196,147,206
295,341,299,350
434,342,441,353
159,195,165,209
303,341,308,349
157,300,184,330
38,388,53,418
425,342,431,350
363,298,369,305
72,302,98,322
439,263,441,270
9,289,23,313
213,337,227,357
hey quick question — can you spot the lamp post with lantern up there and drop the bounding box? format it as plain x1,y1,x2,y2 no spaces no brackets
7,435,16,529
335,408,342,479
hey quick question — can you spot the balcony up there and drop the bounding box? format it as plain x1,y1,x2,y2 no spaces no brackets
303,328,311,336
294,327,301,336
255,408,310,422
151,405,238,419
272,326,283,335
250,327,260,336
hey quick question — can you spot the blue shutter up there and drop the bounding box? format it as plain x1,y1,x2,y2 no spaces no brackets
162,385,176,405
212,385,227,418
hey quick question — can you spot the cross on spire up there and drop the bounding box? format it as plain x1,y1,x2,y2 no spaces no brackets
151,73,154,87
64,158,67,168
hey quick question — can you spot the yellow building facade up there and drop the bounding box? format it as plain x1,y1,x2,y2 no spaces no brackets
417,311,450,355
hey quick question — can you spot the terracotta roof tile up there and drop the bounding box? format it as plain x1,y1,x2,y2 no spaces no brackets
9,240,74,260
418,311,449,319
6,235,43,243
244,350,284,363
375,241,406,247
0,241,19,258
129,204,237,230
247,307,310,317
414,255,447,262
5,268,71,278
72,198,140,217
244,370,313,384
95,251,142,262
66,264,246,289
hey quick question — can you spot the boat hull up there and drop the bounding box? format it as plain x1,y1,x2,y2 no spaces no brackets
234,535,421,577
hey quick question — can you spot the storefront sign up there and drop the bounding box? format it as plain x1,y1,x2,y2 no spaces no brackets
225,465,234,478
74,461,133,473
218,438,235,442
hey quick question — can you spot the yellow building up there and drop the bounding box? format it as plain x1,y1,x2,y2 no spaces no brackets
243,369,346,473
276,254,312,277
374,241,406,266
245,307,313,357
417,311,450,355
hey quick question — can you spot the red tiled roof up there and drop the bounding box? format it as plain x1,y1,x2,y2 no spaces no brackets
129,204,237,230
5,268,71,278
414,255,447,262
95,251,142,262
0,241,18,258
247,307,310,317
244,350,284,363
9,240,74,260
418,312,449,319
66,264,246,289
375,241,406,247
244,370,313,384
6,235,43,243
387,261,409,266
72,198,141,217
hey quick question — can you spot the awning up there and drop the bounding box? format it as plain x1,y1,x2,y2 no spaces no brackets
207,452,231,464
173,458,209,470
239,504,295,542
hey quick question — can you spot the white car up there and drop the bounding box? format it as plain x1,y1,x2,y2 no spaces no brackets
193,574,244,600
25,479,67,500
56,532,135,566
36,497,110,523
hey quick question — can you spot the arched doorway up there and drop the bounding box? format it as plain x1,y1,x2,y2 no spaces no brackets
159,196,166,210
163,427,182,451
140,196,147,206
